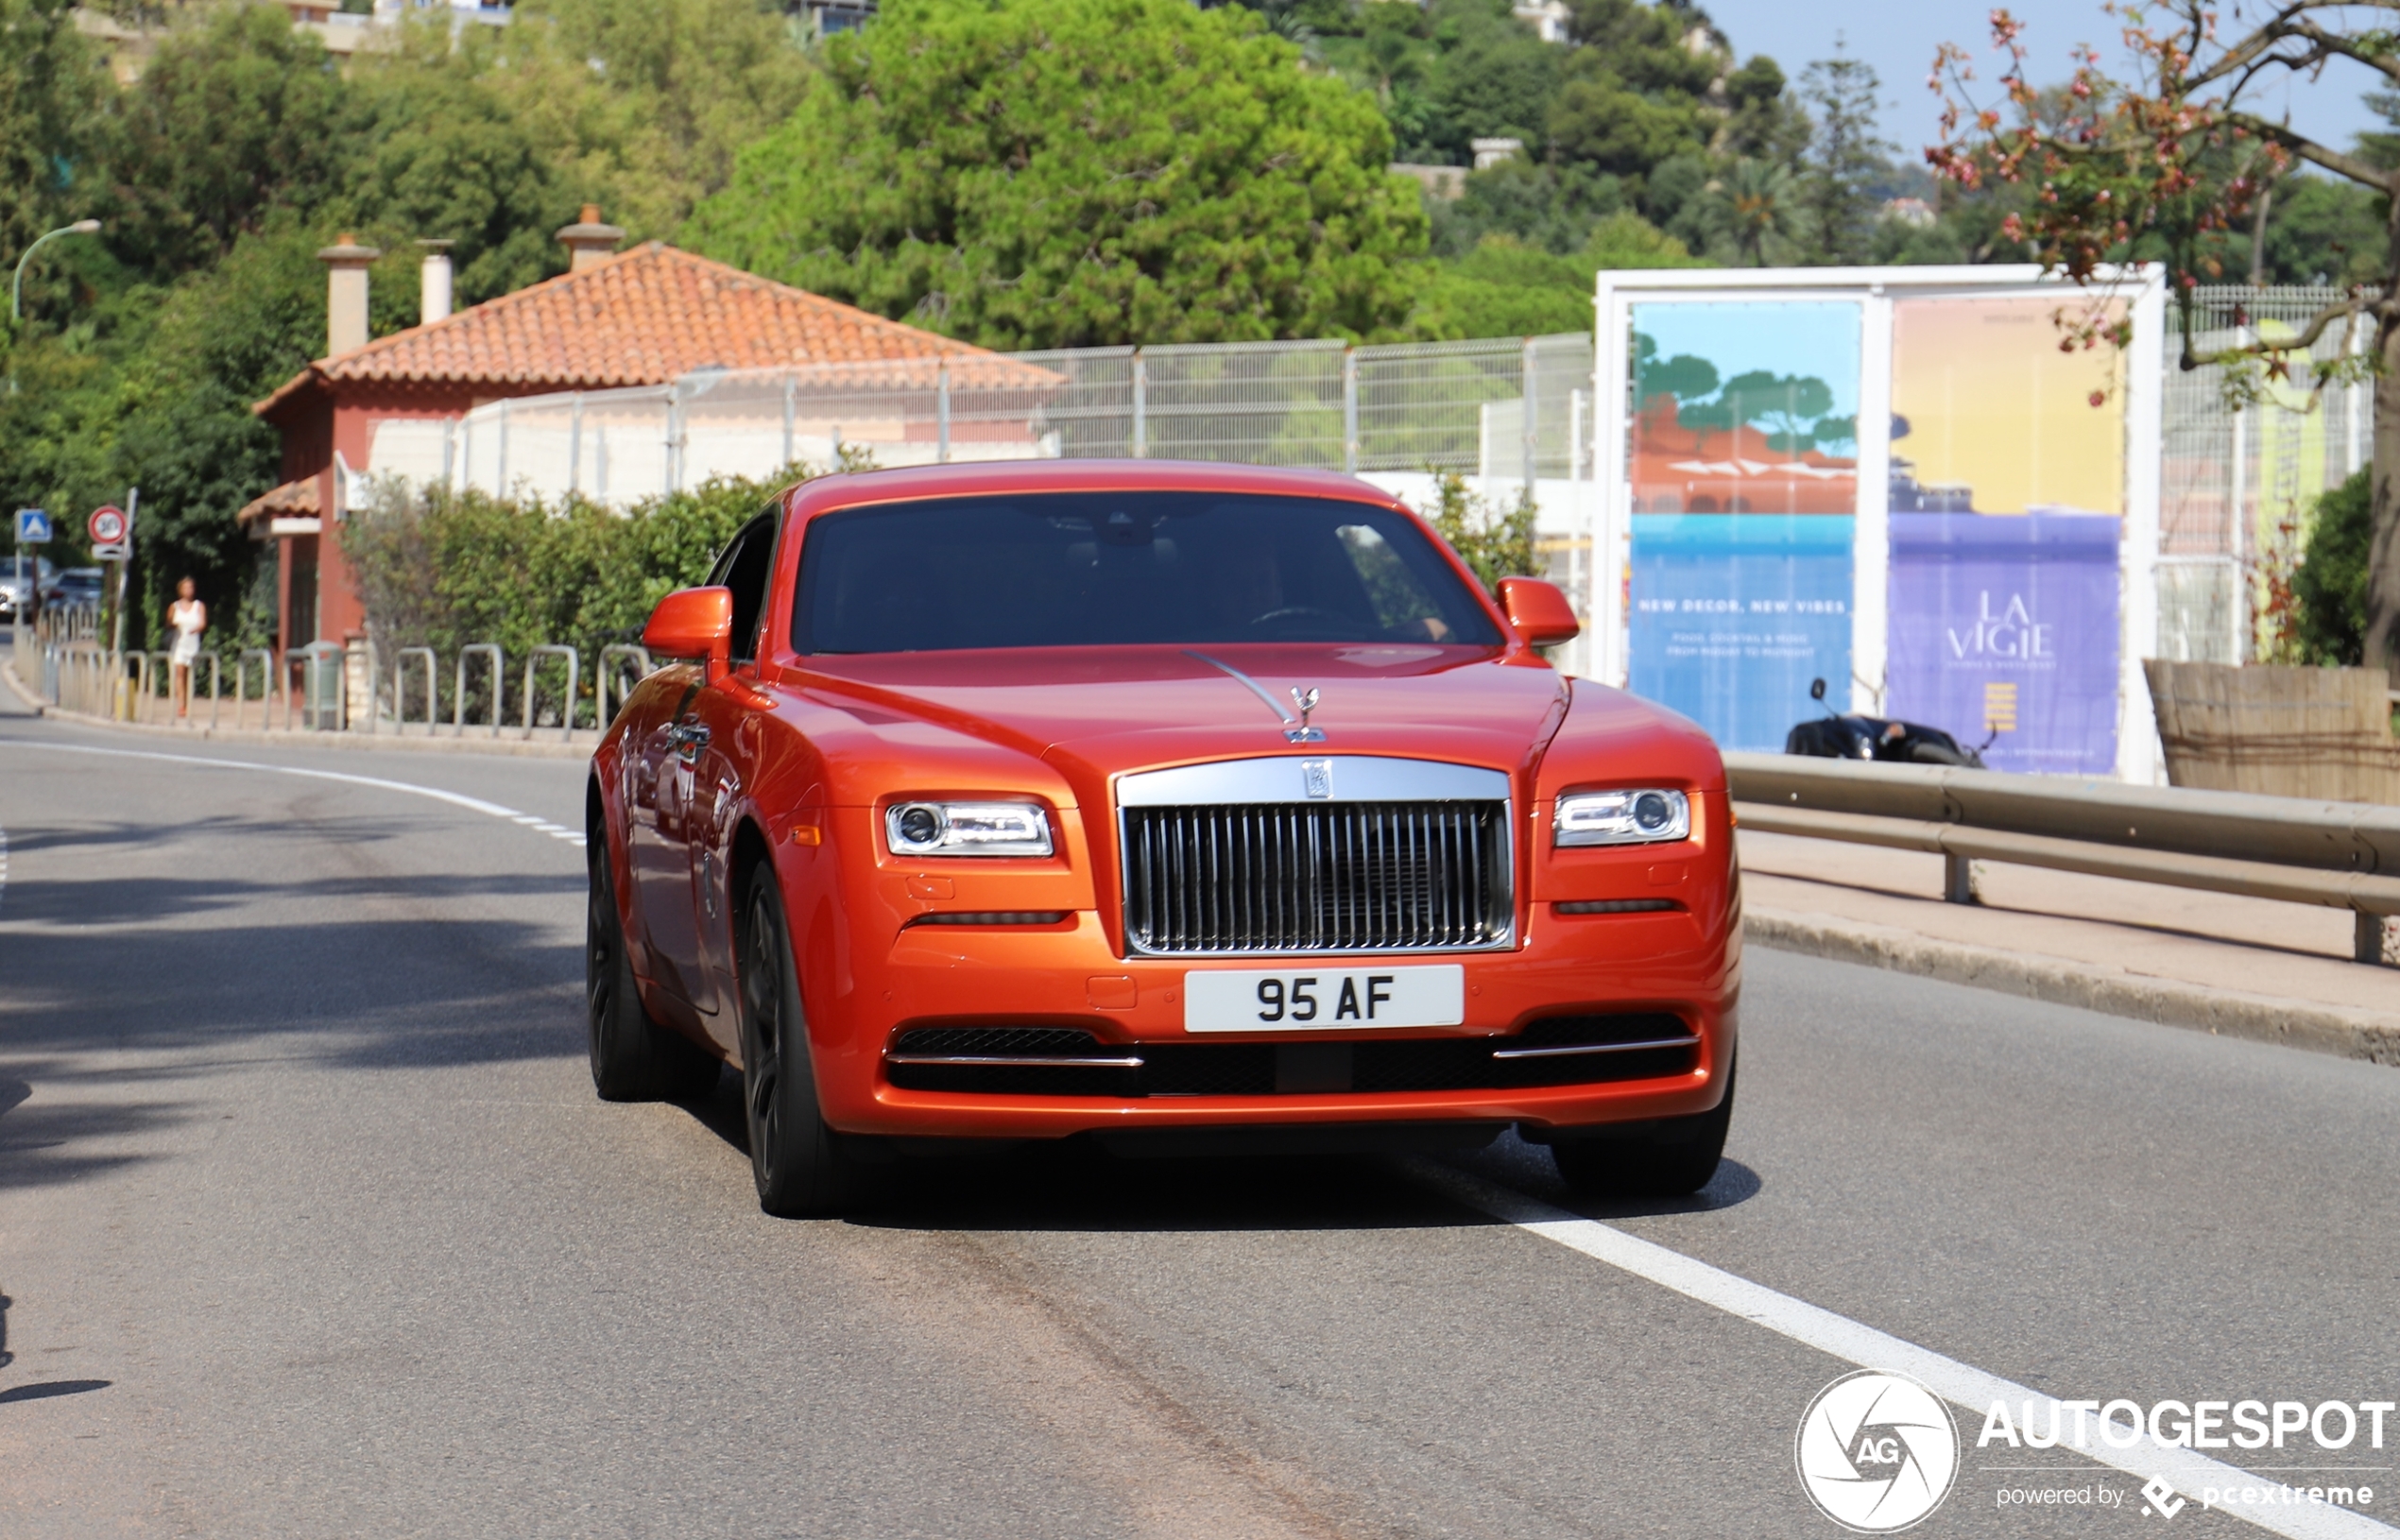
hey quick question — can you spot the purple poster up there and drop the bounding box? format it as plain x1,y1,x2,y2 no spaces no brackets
1885,514,2120,775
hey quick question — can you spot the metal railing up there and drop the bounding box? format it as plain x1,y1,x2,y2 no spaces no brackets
27,626,665,746
1724,753,2400,966
394,646,438,733
359,333,1601,509
523,644,579,742
454,644,504,738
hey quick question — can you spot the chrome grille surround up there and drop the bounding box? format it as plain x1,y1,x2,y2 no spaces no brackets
1116,756,1515,957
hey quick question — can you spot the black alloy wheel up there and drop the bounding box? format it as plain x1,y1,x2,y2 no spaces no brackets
1549,1053,1737,1199
739,866,861,1217
587,832,719,1102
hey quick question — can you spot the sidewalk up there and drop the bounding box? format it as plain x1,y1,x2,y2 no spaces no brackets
1740,829,2400,1066
0,652,591,759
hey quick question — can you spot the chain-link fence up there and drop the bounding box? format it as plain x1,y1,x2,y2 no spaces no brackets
359,334,1600,504
2160,285,2370,665
348,297,2371,683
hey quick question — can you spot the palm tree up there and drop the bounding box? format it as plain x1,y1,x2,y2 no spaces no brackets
1701,160,1813,266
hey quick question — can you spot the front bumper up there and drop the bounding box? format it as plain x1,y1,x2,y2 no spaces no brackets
804,909,1739,1140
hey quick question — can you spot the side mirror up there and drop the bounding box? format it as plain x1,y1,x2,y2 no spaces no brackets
1497,576,1580,648
1809,676,1827,702
643,586,734,681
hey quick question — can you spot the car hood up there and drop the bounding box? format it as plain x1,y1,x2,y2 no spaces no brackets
795,643,1571,803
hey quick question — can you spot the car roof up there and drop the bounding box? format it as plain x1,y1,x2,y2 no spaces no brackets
780,458,1413,521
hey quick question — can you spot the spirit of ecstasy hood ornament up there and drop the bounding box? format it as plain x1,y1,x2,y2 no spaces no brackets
1285,687,1325,744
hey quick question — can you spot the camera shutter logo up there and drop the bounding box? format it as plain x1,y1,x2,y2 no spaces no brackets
1795,1369,1960,1532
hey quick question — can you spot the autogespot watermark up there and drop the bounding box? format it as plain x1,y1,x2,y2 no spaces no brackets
1797,1378,2395,1531
1978,1396,2391,1520
1795,1370,1962,1532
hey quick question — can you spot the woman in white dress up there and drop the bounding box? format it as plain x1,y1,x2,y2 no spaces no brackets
167,576,206,720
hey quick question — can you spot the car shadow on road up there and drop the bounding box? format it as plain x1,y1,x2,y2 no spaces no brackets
0,1379,111,1405
673,1073,1764,1234
0,827,585,1191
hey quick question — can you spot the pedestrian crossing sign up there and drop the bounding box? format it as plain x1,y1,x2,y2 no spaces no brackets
13,508,50,543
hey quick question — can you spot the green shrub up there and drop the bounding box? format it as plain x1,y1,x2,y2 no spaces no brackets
1417,470,1538,593
2293,468,2370,666
345,469,799,722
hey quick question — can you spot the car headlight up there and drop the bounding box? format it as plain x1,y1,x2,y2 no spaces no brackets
1553,788,1690,847
884,800,1054,857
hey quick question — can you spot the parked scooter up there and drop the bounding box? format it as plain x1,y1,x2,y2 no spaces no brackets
1783,677,1990,767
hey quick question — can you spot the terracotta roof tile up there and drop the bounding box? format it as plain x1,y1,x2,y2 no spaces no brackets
258,243,1024,414
235,477,321,526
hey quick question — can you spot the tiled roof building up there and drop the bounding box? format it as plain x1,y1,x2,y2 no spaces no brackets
249,209,983,653
257,242,991,413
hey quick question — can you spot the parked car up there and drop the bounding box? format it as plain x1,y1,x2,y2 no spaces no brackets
0,556,57,620
590,461,1739,1215
40,568,105,612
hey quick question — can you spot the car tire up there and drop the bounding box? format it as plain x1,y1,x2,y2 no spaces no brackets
1549,1055,1735,1199
588,838,720,1103
738,864,862,1218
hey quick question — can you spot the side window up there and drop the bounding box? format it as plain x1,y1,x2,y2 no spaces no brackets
709,505,782,665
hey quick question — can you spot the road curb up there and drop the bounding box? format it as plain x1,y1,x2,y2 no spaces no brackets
0,658,592,760
1746,906,2400,1068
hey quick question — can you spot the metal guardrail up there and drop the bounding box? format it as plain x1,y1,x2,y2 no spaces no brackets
524,644,578,743
28,631,657,746
234,648,276,728
454,643,503,738
394,647,437,733
1723,753,2400,966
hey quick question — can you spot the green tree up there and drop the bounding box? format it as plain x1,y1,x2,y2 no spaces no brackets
1931,0,2400,676
453,0,814,241
684,0,1428,348
1419,470,1538,593
2254,175,2385,286
1412,212,1701,339
101,3,349,279
1428,156,1626,257
337,53,574,303
1547,66,1707,180
1689,159,1810,265
1797,44,1892,265
2294,469,2371,666
1723,55,1804,163
1424,0,1562,160
0,0,110,280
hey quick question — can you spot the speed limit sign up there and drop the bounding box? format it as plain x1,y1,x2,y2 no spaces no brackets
90,504,129,560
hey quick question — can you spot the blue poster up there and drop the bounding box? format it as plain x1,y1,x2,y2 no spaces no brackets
1630,514,1855,752
1625,300,1860,751
1885,513,2120,774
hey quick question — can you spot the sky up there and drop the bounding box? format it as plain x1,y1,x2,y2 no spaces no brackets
1701,0,2390,172
1634,301,1862,416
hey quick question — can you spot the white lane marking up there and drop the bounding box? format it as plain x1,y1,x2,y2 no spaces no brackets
1411,1163,2399,1540
0,739,583,848
0,817,9,913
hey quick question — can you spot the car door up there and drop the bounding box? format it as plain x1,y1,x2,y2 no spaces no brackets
681,505,784,1046
626,674,710,1021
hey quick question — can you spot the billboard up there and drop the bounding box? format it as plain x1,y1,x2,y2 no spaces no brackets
1626,301,1860,750
1884,295,2125,772
1886,514,2121,773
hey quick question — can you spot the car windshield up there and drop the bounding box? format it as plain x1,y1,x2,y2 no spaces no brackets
790,491,1503,654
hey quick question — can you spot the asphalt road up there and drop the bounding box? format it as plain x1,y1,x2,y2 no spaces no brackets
2,680,2395,1539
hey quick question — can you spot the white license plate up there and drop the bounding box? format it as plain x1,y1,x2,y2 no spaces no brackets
1182,965,1465,1034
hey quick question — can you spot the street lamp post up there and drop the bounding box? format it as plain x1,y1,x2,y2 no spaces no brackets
10,218,102,324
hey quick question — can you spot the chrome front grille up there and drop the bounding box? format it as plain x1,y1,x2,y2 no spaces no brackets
1122,800,1512,954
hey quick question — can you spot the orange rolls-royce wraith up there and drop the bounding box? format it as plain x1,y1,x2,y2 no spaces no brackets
587,461,1739,1216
